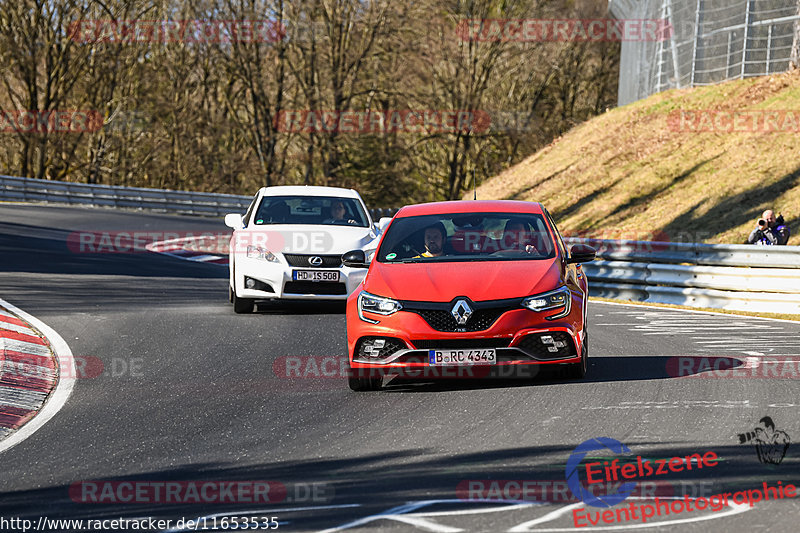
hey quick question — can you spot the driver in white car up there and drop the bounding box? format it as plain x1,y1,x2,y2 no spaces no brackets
325,199,357,225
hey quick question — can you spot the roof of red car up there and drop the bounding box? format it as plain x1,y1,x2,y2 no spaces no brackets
396,200,544,217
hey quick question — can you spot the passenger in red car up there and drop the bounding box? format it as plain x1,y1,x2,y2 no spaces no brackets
501,219,539,254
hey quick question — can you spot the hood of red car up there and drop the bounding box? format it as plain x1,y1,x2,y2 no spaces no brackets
363,259,563,302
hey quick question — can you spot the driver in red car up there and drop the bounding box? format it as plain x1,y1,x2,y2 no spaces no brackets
415,222,447,258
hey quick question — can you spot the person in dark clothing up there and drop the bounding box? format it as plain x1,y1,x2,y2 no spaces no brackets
747,210,790,245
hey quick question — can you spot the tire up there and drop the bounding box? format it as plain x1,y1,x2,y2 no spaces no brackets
232,291,255,314
566,332,588,379
348,365,382,391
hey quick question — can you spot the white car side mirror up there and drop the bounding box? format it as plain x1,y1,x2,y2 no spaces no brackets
377,217,392,232
224,213,243,229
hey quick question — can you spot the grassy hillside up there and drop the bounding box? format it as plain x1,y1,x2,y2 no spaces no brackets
472,70,800,244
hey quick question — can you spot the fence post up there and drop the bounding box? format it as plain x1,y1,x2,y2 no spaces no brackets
741,0,754,78
690,0,704,86
726,31,733,77
667,0,682,88
766,24,774,74
656,0,667,91
792,0,800,69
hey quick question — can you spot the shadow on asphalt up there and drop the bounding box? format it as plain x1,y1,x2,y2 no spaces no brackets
0,221,226,279
254,300,347,315
0,444,785,530
379,355,745,392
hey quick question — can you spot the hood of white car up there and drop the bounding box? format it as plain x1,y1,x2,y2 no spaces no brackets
237,224,379,255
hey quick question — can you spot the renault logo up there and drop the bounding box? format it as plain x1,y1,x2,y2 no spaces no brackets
308,256,323,266
451,299,473,325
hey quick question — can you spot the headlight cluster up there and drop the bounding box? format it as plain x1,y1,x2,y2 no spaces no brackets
357,291,402,323
522,286,571,320
246,246,279,263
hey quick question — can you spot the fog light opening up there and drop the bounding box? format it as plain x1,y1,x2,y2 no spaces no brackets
541,335,567,353
243,277,274,293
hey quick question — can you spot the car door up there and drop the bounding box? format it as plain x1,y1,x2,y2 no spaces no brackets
230,193,259,287
544,208,585,296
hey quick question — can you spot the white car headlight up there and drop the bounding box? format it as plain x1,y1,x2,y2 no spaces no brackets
246,245,279,263
522,286,571,320
357,291,402,323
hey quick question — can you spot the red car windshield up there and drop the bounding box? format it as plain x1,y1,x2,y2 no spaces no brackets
377,213,556,263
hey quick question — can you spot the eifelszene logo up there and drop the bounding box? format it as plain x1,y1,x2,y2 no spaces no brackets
565,437,637,507
565,437,720,508
737,416,791,465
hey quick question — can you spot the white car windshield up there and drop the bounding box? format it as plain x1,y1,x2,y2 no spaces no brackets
252,196,369,227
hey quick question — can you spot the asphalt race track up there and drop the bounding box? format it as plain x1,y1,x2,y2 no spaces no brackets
0,204,798,532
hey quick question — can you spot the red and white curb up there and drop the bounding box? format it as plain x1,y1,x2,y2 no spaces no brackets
146,236,229,266
0,298,75,453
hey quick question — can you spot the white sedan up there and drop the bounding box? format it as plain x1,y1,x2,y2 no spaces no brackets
224,186,386,313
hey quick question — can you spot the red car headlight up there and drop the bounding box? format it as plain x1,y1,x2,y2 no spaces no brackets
521,286,571,320
357,290,403,324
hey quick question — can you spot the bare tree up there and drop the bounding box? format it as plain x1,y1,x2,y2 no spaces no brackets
0,0,94,179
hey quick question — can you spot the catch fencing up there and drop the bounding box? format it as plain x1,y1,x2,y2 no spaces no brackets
610,0,800,105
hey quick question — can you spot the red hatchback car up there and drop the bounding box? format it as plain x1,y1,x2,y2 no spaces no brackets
342,200,596,391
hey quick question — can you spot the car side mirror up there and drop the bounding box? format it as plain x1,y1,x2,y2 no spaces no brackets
224,213,243,229
377,217,392,232
567,244,596,264
342,249,368,268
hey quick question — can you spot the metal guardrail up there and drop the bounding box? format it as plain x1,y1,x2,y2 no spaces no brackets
0,175,398,219
565,237,800,314
567,238,800,268
0,174,251,216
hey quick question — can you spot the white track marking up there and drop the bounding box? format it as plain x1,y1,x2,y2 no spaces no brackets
2,338,51,357
592,300,800,325
0,298,76,455
0,388,51,410
0,321,39,335
592,301,800,355
508,503,583,530
319,500,538,533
